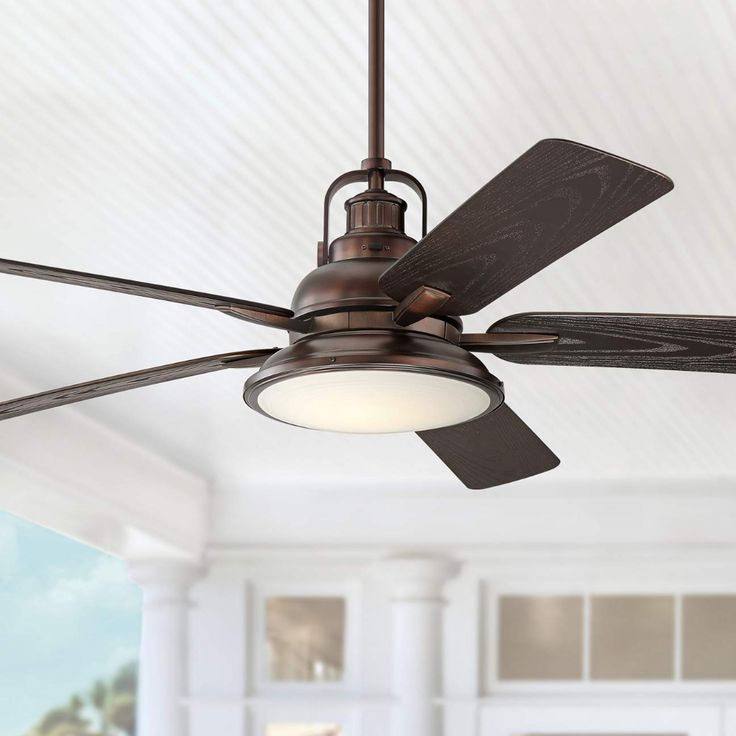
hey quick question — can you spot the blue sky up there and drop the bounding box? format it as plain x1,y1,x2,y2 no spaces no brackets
0,512,141,736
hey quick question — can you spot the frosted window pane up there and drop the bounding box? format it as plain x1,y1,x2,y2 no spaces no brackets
266,597,345,682
683,595,736,679
590,596,674,680
498,596,583,680
266,725,341,736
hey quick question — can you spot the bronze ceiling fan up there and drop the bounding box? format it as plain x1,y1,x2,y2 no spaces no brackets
2,1,734,489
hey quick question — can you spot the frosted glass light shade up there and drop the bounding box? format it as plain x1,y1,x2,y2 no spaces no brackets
256,369,492,433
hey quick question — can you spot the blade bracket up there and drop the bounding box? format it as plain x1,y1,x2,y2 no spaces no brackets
393,285,452,327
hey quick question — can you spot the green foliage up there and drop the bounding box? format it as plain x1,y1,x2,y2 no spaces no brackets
25,662,137,736
34,694,89,736
90,681,107,712
44,726,89,736
111,664,136,696
36,706,87,735
107,693,135,735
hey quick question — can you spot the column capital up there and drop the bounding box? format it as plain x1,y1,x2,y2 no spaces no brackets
371,555,460,600
128,559,203,605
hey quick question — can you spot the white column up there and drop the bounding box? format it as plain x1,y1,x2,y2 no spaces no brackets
374,556,459,736
129,560,201,736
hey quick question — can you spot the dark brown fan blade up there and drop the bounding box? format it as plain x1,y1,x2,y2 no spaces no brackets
0,258,305,331
379,139,673,315
481,313,736,373
417,404,560,489
0,349,277,421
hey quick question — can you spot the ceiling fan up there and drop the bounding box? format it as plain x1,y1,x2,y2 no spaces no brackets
2,1,734,490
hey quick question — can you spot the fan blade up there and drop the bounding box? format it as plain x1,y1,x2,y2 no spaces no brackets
0,258,305,331
0,349,277,421
483,313,736,373
379,139,673,315
417,404,559,489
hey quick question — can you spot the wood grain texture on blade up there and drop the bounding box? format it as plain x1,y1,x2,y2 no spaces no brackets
0,258,295,326
0,349,277,420
379,139,673,315
417,404,560,489
490,313,736,373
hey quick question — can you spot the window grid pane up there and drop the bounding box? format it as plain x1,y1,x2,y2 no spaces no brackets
266,597,346,682
590,595,675,680
498,595,584,680
682,595,736,680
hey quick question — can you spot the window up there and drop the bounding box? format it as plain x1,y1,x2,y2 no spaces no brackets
493,591,736,686
266,597,346,682
265,724,342,736
590,596,674,680
498,596,583,680
682,595,736,679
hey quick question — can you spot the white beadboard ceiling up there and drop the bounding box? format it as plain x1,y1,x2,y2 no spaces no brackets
1,0,736,497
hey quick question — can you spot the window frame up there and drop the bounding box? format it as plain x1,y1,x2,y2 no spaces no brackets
484,580,736,696
252,580,361,695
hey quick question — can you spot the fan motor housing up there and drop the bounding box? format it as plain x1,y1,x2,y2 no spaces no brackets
291,257,399,318
290,186,462,344
291,188,416,317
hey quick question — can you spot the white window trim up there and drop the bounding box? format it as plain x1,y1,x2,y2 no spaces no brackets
480,702,723,736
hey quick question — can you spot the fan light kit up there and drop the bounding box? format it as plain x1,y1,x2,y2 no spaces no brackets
244,330,503,433
2,1,735,489
252,371,493,435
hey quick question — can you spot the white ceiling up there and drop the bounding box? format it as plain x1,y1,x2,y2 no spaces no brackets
1,0,736,506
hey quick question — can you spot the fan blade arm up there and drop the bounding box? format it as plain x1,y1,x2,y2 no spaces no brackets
483,312,736,373
459,332,559,351
379,139,673,315
0,348,277,421
417,403,560,489
0,258,308,332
